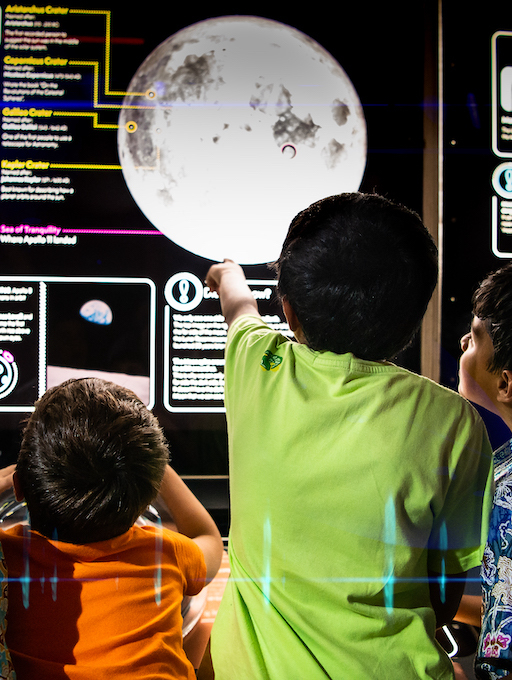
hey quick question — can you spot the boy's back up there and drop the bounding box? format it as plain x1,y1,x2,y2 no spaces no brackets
211,314,491,679
0,522,204,680
206,193,494,679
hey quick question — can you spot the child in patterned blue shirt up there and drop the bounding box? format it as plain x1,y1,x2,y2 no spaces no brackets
458,262,512,679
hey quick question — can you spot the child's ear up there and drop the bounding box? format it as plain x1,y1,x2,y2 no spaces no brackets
282,297,308,345
497,370,512,405
282,297,300,332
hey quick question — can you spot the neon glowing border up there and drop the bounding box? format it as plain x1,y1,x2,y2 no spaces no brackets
492,31,512,159
163,279,278,413
0,275,156,412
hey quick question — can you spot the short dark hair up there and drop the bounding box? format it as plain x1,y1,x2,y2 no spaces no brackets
472,261,512,374
17,378,169,544
272,192,438,360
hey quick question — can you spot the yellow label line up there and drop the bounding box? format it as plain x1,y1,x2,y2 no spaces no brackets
52,111,118,129
68,60,146,110
49,163,122,170
69,9,147,99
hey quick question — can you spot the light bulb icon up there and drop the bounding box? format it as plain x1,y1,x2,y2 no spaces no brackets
178,279,190,304
505,169,512,193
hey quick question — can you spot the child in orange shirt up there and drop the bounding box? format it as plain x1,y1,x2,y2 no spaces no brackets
0,377,223,680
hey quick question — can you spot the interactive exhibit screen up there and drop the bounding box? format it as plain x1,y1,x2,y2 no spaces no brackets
0,3,427,500
442,6,512,449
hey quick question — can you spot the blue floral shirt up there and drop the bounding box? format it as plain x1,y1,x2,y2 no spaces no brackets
477,439,512,679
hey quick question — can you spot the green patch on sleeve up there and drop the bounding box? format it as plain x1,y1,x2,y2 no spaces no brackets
260,350,283,371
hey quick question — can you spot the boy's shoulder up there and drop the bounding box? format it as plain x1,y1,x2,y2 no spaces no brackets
0,522,202,564
228,313,272,337
229,316,483,389
388,366,488,426
229,315,480,405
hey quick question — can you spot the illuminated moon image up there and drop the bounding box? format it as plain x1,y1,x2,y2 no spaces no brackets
79,300,113,325
118,15,367,264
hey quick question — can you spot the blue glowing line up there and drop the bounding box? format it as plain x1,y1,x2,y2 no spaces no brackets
262,516,271,606
439,522,448,604
5,573,471,585
52,528,58,602
153,517,163,607
22,533,30,609
51,563,58,602
384,496,396,615
21,565,30,609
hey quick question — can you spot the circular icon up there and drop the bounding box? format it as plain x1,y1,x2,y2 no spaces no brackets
164,272,204,312
0,349,18,399
492,163,512,199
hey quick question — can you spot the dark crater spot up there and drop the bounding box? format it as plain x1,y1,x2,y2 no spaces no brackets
168,53,216,100
273,111,320,147
322,138,346,169
332,99,350,126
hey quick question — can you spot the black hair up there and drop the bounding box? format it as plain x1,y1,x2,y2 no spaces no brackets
472,261,512,373
272,192,438,360
17,377,169,544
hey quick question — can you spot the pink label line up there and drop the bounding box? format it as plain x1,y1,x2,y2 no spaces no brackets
62,229,163,236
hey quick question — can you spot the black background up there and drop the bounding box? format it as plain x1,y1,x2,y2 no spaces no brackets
2,1,510,479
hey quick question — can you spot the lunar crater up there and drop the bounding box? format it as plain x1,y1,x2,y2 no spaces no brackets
273,110,320,148
322,138,346,169
332,99,350,126
169,53,216,100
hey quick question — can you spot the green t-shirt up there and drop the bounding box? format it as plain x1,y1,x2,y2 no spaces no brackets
211,315,494,679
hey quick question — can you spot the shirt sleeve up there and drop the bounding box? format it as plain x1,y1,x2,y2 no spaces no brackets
226,314,277,351
172,533,208,596
225,314,288,380
427,407,494,574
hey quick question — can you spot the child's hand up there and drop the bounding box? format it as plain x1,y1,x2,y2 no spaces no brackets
205,259,243,294
205,260,259,326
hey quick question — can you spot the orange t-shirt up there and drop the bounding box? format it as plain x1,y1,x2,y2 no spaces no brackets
0,524,206,680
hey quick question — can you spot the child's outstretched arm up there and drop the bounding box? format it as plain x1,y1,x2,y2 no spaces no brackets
0,464,15,494
205,259,259,327
453,593,482,627
158,465,224,583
